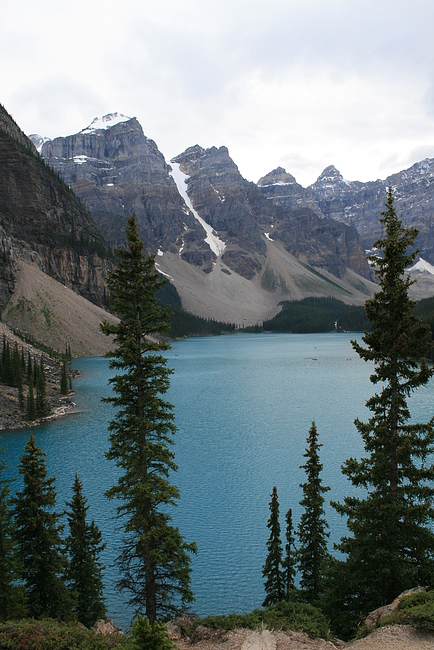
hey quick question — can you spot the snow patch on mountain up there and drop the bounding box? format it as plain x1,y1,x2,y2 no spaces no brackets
81,113,131,134
169,161,226,257
407,258,434,275
29,134,52,153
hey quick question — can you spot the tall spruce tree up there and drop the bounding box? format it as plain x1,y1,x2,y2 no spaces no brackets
0,445,26,621
282,507,296,601
297,421,330,603
13,433,71,619
262,486,283,606
101,214,196,624
331,188,434,625
65,475,106,627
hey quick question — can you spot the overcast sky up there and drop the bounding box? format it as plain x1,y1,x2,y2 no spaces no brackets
2,0,434,187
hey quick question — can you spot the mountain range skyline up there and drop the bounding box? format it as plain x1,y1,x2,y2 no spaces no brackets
3,1,434,188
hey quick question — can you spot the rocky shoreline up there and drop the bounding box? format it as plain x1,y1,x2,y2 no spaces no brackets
0,322,76,432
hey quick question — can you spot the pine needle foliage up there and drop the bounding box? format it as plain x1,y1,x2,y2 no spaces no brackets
262,486,283,606
297,421,330,603
130,614,175,650
65,474,106,627
101,214,196,624
331,188,434,624
282,507,296,601
0,445,26,621
13,433,71,619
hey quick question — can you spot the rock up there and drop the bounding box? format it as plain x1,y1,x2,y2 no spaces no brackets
190,626,229,643
364,586,427,629
241,630,277,650
38,114,195,253
92,618,124,635
259,158,434,265
0,106,113,309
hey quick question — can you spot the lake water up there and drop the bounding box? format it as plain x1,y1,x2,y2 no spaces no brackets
2,332,434,629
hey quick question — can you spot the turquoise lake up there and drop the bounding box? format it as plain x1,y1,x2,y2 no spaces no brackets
2,332,434,629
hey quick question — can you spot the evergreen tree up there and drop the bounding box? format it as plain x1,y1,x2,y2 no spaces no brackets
60,360,68,395
262,486,283,606
331,188,434,625
282,507,296,601
26,373,36,421
27,350,32,381
36,356,49,417
0,445,26,621
13,433,71,619
297,421,330,603
101,214,196,624
65,474,106,627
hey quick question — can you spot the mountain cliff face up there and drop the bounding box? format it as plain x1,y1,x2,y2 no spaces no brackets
31,113,376,322
38,114,197,252
0,106,113,310
172,145,370,281
259,160,434,263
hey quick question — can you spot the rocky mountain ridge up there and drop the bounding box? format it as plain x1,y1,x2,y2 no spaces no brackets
0,105,114,349
37,113,198,252
258,160,434,264
32,116,375,322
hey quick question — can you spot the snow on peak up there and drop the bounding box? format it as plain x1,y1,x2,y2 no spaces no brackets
407,258,434,275
169,161,226,257
29,134,51,153
81,113,131,134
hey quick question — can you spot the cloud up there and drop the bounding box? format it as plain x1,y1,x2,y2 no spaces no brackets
2,0,434,187
10,77,107,139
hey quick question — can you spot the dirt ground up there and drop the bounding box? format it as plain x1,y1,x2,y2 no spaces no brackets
171,624,434,650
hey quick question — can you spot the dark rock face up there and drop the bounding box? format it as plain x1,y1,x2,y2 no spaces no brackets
0,110,113,307
39,115,196,252
35,114,370,283
259,160,434,263
173,146,370,279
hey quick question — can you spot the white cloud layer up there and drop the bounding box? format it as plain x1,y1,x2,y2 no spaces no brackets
2,0,434,186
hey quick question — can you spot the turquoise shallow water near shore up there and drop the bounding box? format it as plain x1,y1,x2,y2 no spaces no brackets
2,333,434,629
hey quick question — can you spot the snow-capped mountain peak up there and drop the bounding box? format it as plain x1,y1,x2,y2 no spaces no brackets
407,258,434,275
28,134,52,153
80,113,131,134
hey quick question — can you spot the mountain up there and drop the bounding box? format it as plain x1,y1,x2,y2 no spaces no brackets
258,160,434,264
36,113,198,252
33,117,374,323
0,103,115,353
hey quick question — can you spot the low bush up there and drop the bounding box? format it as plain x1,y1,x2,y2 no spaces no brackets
0,619,131,649
188,601,330,639
380,589,434,632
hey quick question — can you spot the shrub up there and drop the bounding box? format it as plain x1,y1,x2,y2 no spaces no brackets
130,615,175,650
0,619,130,649
380,590,434,632
188,601,330,639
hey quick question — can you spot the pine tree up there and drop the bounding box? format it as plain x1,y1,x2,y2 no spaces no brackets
26,373,36,421
297,421,330,603
0,445,26,621
262,486,283,606
36,356,49,417
331,188,434,623
60,360,68,395
65,474,106,627
282,507,296,601
13,433,71,619
101,214,196,623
